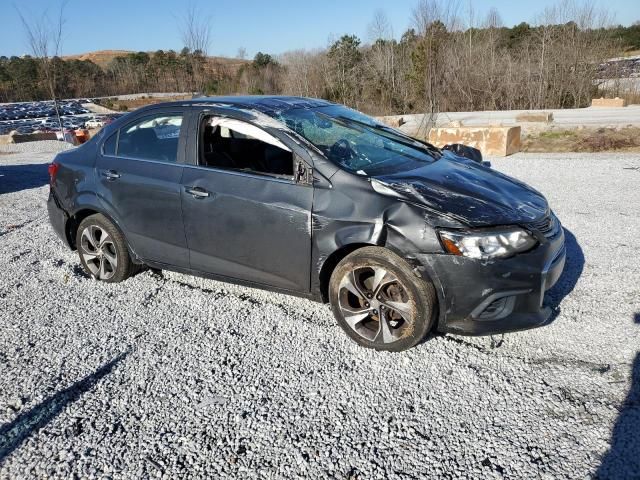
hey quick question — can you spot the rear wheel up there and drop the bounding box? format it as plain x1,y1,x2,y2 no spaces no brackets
329,247,437,352
76,214,134,283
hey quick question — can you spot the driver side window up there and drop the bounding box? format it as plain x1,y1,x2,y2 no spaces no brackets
199,116,294,178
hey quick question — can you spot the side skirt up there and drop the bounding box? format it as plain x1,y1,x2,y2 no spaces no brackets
142,259,322,303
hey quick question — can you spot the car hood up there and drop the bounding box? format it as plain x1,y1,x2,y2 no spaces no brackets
375,153,549,227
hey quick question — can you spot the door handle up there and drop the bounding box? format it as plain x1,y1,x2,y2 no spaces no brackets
102,169,121,180
185,186,210,199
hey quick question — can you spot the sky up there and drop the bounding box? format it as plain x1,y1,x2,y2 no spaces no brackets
2,0,639,59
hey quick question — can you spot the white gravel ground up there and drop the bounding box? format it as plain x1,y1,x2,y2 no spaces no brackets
0,141,73,154
0,144,639,479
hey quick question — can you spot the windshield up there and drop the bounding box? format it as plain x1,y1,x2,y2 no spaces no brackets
269,105,440,176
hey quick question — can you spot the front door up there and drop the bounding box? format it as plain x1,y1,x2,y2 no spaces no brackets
181,114,313,292
95,110,189,267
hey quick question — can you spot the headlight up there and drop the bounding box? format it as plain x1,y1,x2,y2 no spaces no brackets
439,228,537,259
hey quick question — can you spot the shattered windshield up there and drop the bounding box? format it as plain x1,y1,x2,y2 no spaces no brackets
270,105,440,176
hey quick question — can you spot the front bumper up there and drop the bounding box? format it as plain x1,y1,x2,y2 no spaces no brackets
415,228,566,336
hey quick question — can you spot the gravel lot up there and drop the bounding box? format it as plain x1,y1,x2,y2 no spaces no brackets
0,143,639,479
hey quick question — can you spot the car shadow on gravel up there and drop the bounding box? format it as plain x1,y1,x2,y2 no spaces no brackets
0,351,128,464
544,228,585,322
596,313,640,479
0,163,48,194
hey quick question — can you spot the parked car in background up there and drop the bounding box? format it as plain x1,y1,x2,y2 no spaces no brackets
0,99,98,138
85,117,105,129
42,120,60,130
47,96,566,351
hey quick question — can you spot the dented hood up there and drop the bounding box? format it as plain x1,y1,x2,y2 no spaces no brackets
376,153,549,227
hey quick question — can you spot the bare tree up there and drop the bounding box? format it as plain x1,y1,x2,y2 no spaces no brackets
236,47,247,60
532,0,614,108
367,9,393,43
180,3,212,55
280,49,326,98
179,3,213,92
410,0,460,137
365,10,399,113
16,1,68,134
483,7,503,29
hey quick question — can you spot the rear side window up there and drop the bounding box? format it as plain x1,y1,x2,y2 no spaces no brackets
103,132,117,155
116,114,183,163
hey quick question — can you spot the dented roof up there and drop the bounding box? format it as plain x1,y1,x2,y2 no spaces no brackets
184,95,335,115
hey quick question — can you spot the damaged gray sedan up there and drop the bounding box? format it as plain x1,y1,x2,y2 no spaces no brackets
48,96,565,351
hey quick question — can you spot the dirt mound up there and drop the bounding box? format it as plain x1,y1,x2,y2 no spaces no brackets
63,50,133,67
62,50,249,69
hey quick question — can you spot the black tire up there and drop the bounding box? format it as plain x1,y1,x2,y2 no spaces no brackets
329,246,437,352
76,213,135,283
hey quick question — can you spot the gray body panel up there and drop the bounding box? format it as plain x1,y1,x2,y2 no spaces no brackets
95,155,189,267
181,165,312,291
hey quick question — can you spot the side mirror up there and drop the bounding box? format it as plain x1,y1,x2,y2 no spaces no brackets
294,157,312,185
442,143,483,163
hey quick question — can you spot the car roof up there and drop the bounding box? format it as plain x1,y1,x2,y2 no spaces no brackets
141,95,336,116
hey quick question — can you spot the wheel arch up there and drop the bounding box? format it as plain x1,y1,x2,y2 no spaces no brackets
318,243,375,303
66,207,141,263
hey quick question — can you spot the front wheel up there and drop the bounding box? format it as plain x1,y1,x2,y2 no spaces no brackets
329,247,437,352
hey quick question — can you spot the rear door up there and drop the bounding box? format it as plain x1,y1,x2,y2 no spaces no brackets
181,110,313,292
95,109,189,267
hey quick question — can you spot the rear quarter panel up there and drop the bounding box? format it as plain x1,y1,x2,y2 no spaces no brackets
53,139,100,214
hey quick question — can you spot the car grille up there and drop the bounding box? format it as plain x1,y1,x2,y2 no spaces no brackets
528,214,560,239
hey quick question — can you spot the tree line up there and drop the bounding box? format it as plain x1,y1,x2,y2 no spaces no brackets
2,1,639,117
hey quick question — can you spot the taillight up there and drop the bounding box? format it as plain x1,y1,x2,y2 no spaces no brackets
48,162,59,185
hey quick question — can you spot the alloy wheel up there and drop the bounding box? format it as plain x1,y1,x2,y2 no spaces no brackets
79,224,118,280
337,265,414,344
